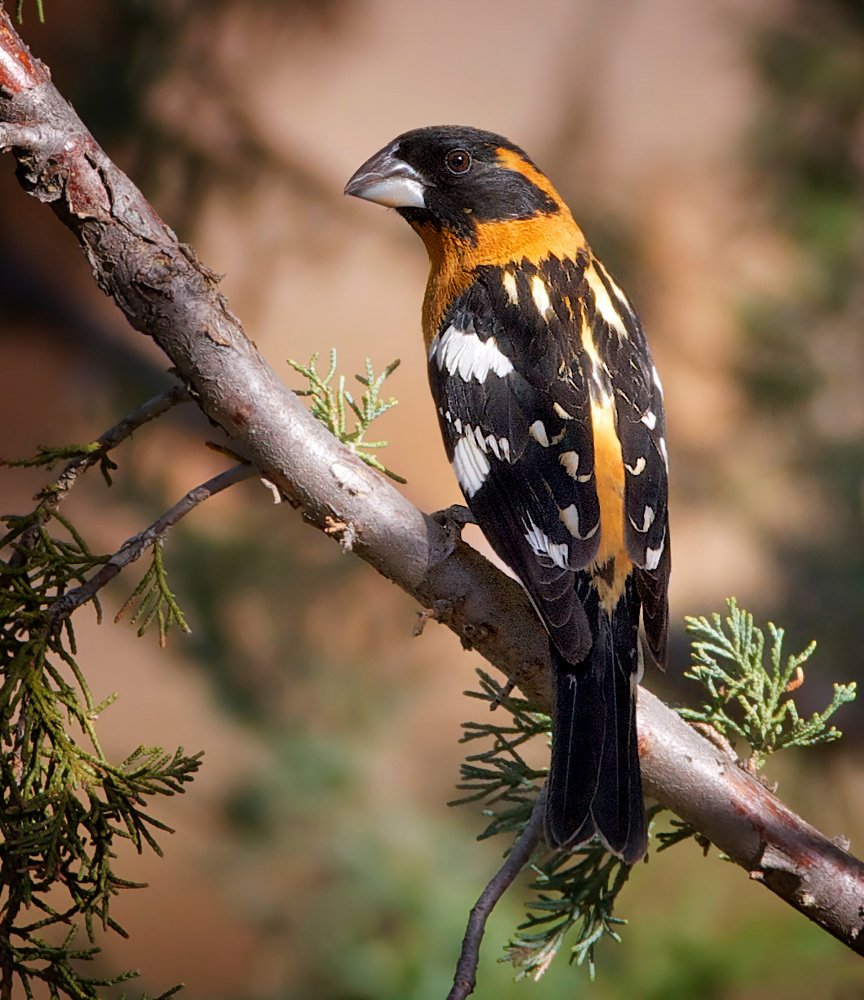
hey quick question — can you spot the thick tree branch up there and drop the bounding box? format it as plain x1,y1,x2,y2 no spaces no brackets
1,6,862,954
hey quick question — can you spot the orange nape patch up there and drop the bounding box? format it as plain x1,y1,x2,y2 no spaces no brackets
589,394,632,610
494,147,563,205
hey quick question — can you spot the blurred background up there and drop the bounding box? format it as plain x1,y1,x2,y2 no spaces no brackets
2,0,864,996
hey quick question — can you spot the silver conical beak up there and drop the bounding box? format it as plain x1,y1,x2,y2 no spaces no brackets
344,147,426,209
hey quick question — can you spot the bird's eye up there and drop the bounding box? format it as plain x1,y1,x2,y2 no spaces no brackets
445,149,471,174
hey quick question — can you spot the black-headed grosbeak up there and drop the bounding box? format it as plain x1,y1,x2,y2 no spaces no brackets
345,126,669,864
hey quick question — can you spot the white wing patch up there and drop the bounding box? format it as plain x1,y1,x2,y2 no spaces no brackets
452,434,490,498
645,541,664,571
559,504,599,541
585,265,628,337
559,450,592,483
641,410,657,431
431,325,514,383
529,420,550,448
595,260,636,319
531,275,552,318
625,456,646,476
451,424,512,493
502,271,518,305
630,506,655,533
524,518,570,569
559,450,579,474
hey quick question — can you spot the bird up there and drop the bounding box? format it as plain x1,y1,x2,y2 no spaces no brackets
345,126,669,864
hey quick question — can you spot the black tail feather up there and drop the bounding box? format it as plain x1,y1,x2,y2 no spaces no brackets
544,588,647,864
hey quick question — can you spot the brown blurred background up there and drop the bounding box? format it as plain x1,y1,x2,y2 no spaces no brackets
3,0,864,996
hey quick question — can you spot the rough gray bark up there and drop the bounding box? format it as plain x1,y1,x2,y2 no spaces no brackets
1,5,862,954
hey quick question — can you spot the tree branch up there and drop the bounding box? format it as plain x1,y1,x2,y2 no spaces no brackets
47,463,254,625
448,787,547,1000
53,384,193,494
1,5,862,955
1,386,194,575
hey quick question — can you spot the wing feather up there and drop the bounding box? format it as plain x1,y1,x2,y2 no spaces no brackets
585,259,670,664
429,267,603,662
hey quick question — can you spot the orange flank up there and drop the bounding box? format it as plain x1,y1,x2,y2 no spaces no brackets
588,394,632,610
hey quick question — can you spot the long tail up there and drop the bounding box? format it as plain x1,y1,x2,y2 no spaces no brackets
544,585,647,864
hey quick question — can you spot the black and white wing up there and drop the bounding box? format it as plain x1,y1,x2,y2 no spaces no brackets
427,259,602,664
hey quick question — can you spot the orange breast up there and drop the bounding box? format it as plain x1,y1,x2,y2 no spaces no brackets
415,195,587,347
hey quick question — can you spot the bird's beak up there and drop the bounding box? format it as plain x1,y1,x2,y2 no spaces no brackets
344,146,426,209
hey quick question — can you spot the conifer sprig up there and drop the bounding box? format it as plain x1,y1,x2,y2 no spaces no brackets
288,350,406,482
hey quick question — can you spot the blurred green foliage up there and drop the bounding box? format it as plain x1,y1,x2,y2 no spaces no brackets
0,472,201,1000
741,1,864,682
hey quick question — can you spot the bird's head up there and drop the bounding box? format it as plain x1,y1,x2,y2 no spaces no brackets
344,125,569,245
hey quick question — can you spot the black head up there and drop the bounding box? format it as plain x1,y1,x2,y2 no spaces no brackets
345,125,561,241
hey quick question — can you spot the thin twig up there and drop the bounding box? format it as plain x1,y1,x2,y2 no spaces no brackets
447,786,548,1000
10,692,27,787
53,384,193,497
5,385,193,571
48,463,254,625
